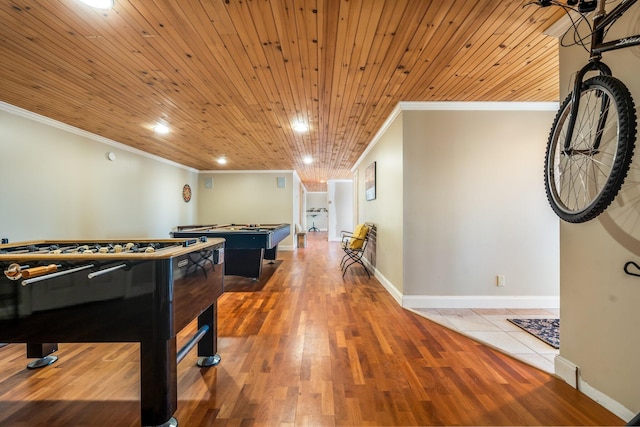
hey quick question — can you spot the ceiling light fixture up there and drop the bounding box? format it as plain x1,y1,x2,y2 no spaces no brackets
153,123,170,135
303,156,313,164
217,157,227,165
292,122,309,132
78,0,114,9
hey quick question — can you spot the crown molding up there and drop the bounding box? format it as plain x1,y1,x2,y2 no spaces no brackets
352,101,559,172
199,169,295,174
398,101,558,111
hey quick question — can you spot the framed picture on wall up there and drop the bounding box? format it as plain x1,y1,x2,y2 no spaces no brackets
365,161,376,201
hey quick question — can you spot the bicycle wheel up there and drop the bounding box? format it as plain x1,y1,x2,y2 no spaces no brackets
544,75,637,223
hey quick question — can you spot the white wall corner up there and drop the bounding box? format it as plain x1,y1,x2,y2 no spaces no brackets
351,104,402,172
554,356,636,422
401,295,560,309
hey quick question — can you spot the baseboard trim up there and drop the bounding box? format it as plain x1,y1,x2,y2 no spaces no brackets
362,259,403,305
373,269,403,306
554,355,578,388
402,295,559,309
554,356,636,422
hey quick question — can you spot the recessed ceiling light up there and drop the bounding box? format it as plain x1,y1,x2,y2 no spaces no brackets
153,123,170,135
292,122,309,132
217,157,227,165
78,0,114,9
303,156,313,164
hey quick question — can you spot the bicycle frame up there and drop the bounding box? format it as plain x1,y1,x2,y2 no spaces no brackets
590,0,640,59
563,0,640,151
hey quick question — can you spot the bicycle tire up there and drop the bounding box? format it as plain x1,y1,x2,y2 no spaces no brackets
544,75,637,223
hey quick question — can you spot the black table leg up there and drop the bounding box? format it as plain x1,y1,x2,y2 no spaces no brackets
140,337,177,426
197,303,221,367
26,343,58,369
225,248,264,278
264,246,278,263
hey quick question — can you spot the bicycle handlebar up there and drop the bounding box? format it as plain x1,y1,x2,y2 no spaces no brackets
530,0,596,13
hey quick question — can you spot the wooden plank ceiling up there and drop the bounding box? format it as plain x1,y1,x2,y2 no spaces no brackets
0,0,564,191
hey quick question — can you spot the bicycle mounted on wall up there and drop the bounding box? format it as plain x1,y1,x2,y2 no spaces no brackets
531,0,639,223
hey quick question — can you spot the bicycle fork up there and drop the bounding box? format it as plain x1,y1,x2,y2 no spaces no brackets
562,60,613,155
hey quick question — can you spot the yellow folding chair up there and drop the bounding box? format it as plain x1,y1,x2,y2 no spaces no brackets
339,224,370,278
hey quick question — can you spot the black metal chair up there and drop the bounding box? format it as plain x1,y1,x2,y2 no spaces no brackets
340,225,370,278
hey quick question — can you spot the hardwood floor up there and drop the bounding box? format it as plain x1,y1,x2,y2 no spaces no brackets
0,232,623,426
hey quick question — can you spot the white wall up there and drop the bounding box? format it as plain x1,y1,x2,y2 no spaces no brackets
355,114,405,293
327,181,353,241
306,192,328,231
196,171,295,248
402,108,559,308
556,10,640,419
292,172,303,236
0,103,299,249
0,106,197,241
354,104,559,306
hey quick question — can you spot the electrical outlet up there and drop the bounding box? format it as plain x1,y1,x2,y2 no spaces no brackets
496,275,505,287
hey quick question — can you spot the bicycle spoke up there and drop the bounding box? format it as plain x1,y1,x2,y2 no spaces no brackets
550,82,626,215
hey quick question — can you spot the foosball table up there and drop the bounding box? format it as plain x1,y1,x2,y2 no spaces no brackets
0,237,225,427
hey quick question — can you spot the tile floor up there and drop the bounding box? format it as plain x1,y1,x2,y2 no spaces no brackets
411,308,559,374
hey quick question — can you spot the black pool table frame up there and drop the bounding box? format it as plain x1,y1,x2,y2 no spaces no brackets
171,223,290,279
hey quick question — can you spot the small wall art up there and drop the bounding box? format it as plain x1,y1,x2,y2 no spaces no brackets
365,161,376,201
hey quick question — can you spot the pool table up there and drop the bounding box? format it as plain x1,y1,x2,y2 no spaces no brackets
171,223,290,279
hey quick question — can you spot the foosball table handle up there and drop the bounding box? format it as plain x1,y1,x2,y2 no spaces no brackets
21,264,94,286
20,264,59,279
